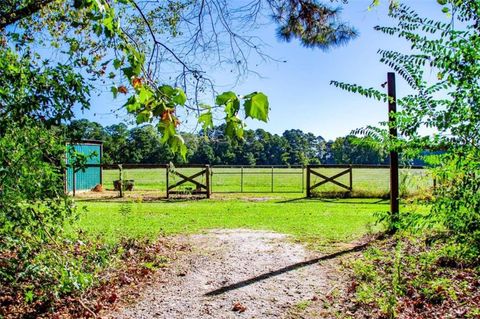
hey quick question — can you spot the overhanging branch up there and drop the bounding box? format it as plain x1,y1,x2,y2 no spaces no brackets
0,0,56,29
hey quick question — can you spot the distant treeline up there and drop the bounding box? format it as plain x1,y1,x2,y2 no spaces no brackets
67,119,389,166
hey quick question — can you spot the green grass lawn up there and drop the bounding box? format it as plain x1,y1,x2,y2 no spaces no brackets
73,197,399,250
103,167,434,197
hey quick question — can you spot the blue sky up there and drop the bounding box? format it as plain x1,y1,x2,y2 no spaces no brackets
79,0,447,141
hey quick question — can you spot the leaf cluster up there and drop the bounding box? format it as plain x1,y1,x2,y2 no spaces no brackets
332,0,480,255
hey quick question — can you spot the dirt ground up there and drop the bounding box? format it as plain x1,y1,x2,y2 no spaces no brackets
106,229,343,319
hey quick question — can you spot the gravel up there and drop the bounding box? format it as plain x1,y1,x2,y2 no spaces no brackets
109,229,334,319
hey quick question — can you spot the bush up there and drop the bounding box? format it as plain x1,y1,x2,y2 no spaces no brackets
0,119,81,308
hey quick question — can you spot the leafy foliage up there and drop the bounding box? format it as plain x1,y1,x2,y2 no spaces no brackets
0,0,357,154
273,0,358,49
335,237,480,319
0,120,73,241
333,0,480,258
0,120,82,307
0,48,91,130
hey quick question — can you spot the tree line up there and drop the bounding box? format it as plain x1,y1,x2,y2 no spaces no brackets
67,119,389,166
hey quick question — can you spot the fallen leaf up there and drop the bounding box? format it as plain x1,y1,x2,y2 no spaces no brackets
232,302,247,313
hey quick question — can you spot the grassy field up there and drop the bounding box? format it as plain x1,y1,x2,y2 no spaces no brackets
72,197,402,250
80,167,431,251
102,167,434,197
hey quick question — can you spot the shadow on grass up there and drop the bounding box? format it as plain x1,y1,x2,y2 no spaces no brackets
76,196,209,203
204,241,372,297
276,197,388,205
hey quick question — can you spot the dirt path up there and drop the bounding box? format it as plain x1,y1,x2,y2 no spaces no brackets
109,229,339,319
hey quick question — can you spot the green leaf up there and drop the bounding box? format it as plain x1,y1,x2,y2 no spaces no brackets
216,91,237,105
158,85,175,96
198,110,214,131
124,96,139,112
113,58,122,69
170,134,187,159
122,66,134,79
136,110,152,124
244,92,269,122
225,118,244,139
25,290,34,303
138,87,153,104
159,121,176,143
111,86,118,99
172,88,187,105
224,99,240,118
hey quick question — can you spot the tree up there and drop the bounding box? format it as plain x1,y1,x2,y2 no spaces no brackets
1,0,359,154
0,47,90,132
332,0,480,256
190,137,217,164
282,129,322,165
331,135,386,164
104,123,130,163
68,119,107,141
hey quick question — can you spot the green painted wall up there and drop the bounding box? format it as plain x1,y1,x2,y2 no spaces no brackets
66,143,102,192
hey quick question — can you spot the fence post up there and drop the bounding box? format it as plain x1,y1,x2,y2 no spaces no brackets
306,165,311,198
241,166,244,193
271,166,274,193
206,164,211,198
302,166,305,193
166,164,170,199
118,164,123,198
349,165,353,191
72,164,76,197
388,72,400,229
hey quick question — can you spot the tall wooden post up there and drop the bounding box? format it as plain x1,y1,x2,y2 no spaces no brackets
118,164,124,198
205,165,211,199
241,166,244,193
301,166,305,193
306,166,311,198
166,164,170,199
349,165,353,192
271,166,274,193
388,72,399,227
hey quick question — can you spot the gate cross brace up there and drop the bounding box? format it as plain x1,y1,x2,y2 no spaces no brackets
168,170,207,190
310,168,352,191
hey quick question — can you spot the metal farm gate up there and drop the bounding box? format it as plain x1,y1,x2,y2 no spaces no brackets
210,165,305,193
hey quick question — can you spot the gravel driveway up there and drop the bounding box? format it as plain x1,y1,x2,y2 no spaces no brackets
109,229,337,319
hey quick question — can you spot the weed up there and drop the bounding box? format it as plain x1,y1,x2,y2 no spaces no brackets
295,300,312,311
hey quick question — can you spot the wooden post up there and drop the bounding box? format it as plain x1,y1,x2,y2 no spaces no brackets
306,165,311,198
349,165,353,191
205,165,211,198
301,166,305,193
72,165,76,197
118,164,124,198
271,166,274,193
166,164,170,199
241,166,244,193
388,72,400,227
100,144,103,186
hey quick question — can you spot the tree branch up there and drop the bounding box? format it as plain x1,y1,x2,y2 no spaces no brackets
0,0,55,29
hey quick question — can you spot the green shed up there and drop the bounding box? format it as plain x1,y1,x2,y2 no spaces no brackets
66,140,103,193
